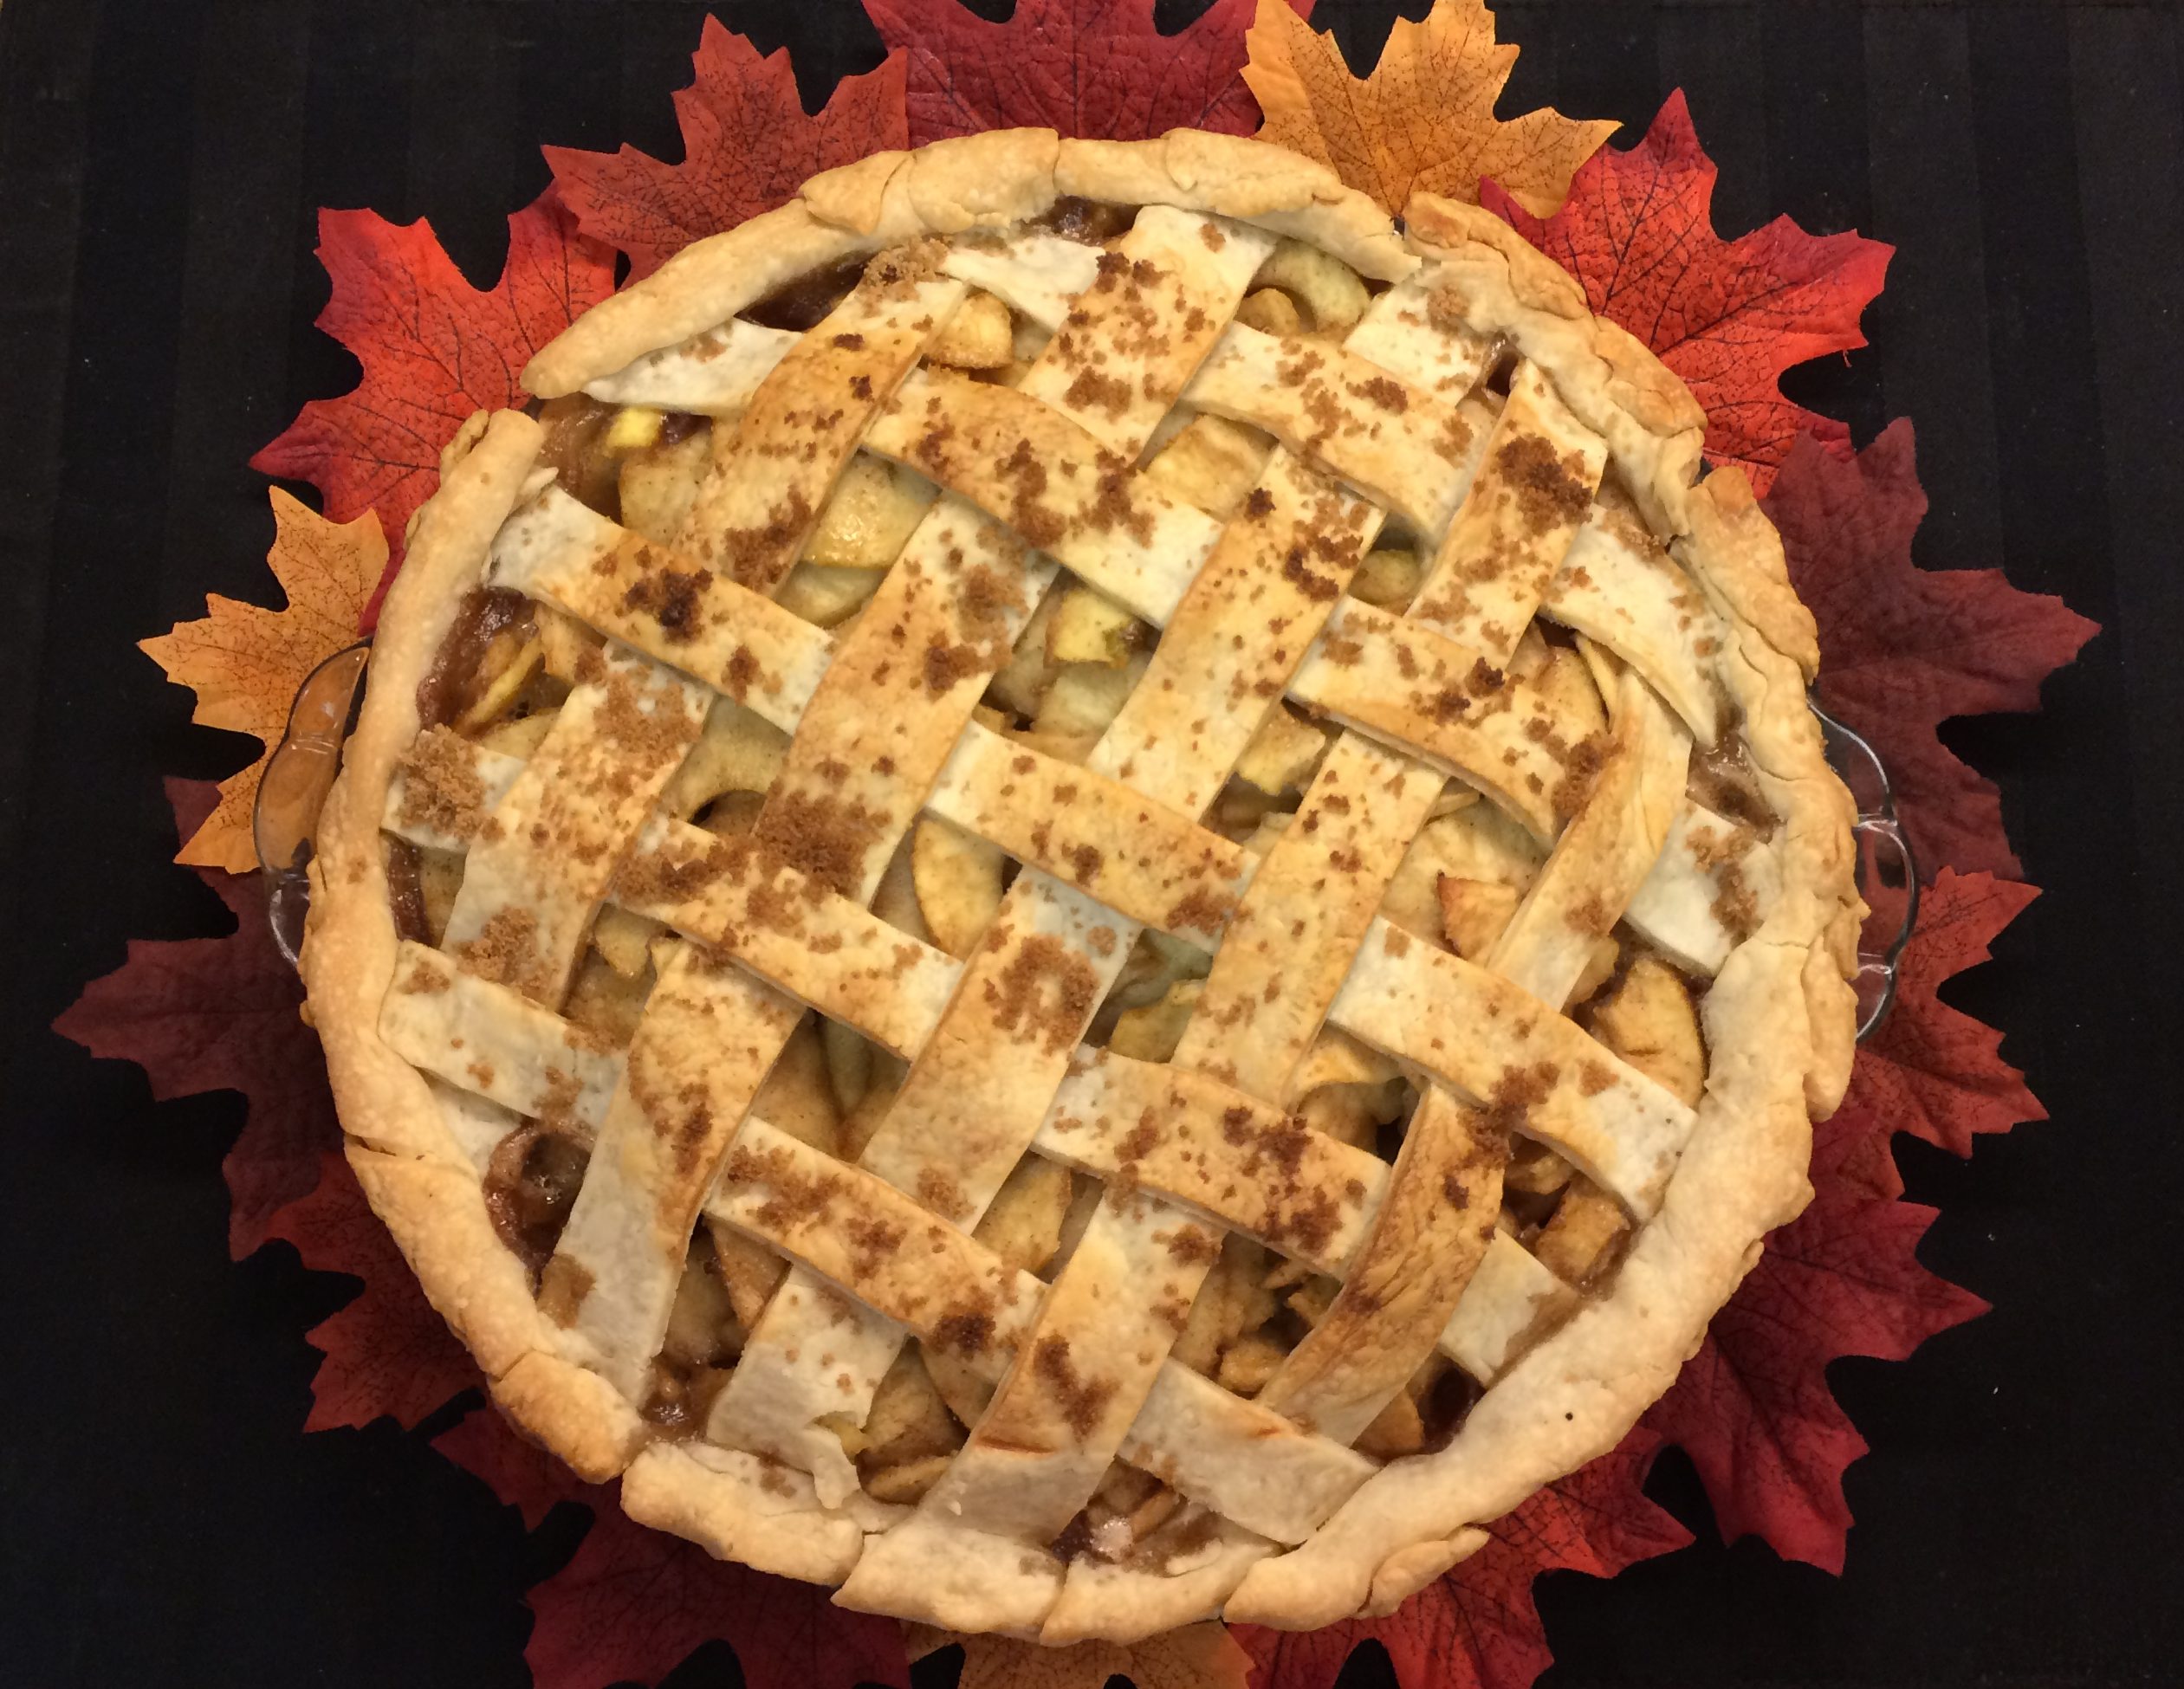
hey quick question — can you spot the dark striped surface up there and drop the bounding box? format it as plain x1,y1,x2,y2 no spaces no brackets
1,3,2177,1685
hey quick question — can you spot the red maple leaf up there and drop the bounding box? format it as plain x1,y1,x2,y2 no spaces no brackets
437,1408,911,1689
863,0,1309,144
1768,421,2098,880
250,190,614,623
434,1404,587,1530
268,1151,480,1431
53,779,336,1258
544,20,908,283
1642,870,2042,1571
1234,1430,1689,1689
1850,870,2045,1157
1481,91,1890,495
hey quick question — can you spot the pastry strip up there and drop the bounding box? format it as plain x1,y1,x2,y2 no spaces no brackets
862,366,1223,626
1541,493,1724,744
1410,362,1607,664
1253,1088,1501,1443
439,645,710,1004
1486,667,1692,1011
675,275,969,594
489,489,833,735
378,941,623,1123
1326,919,1697,1216
922,722,1253,945
544,945,804,1396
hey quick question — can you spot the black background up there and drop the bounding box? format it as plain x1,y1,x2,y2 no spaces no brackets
2,2,2179,1685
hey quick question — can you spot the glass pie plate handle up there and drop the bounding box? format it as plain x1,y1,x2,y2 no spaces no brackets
250,649,1915,1039
254,641,371,968
1811,702,1917,1040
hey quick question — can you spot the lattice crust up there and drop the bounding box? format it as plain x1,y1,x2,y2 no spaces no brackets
303,128,1863,1644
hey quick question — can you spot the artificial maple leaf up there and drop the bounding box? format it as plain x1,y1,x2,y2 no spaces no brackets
438,1404,910,1689
545,19,907,283
1850,870,2045,1158
251,189,614,622
1234,1430,1690,1689
1768,422,2099,878
1640,873,2038,1572
54,780,337,1258
1482,91,1890,493
1241,0,1612,219
139,490,382,872
267,1150,480,1432
913,1619,1254,1689
522,1486,911,1689
865,0,1304,144
434,1402,587,1531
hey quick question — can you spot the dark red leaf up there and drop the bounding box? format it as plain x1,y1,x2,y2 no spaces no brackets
1641,870,2044,1570
523,1487,911,1689
437,1404,911,1689
863,0,1310,144
1850,870,2045,1157
1234,1430,1689,1689
545,19,908,283
1768,421,2099,879
250,190,614,624
434,1402,589,1532
1481,91,1890,495
54,779,335,1257
266,1150,479,1431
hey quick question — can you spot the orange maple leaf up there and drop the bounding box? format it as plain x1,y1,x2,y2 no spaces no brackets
911,1620,1254,1689
1241,0,1614,218
139,489,383,872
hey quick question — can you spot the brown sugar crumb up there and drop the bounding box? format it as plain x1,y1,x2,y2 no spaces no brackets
922,636,987,697
1425,286,1471,334
1280,544,1340,602
1712,857,1760,939
1066,842,1105,884
615,834,740,908
619,562,713,642
721,487,816,586
1548,731,1609,820
1244,488,1275,520
1115,1109,1162,1163
1086,925,1118,956
1382,925,1412,958
1496,434,1592,534
1352,375,1409,413
1198,223,1227,251
1321,634,1364,667
1578,1059,1616,1097
1569,891,1615,937
723,644,760,701
460,906,546,994
1161,1225,1220,1265
934,1305,995,1358
396,726,489,841
1163,884,1233,935
917,1166,969,1221
981,934,1100,1054
994,437,1066,549
398,956,451,995
832,332,866,350
1483,1061,1558,1138
755,787,888,897
1064,366,1133,417
1033,1336,1117,1439
1084,461,1156,547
